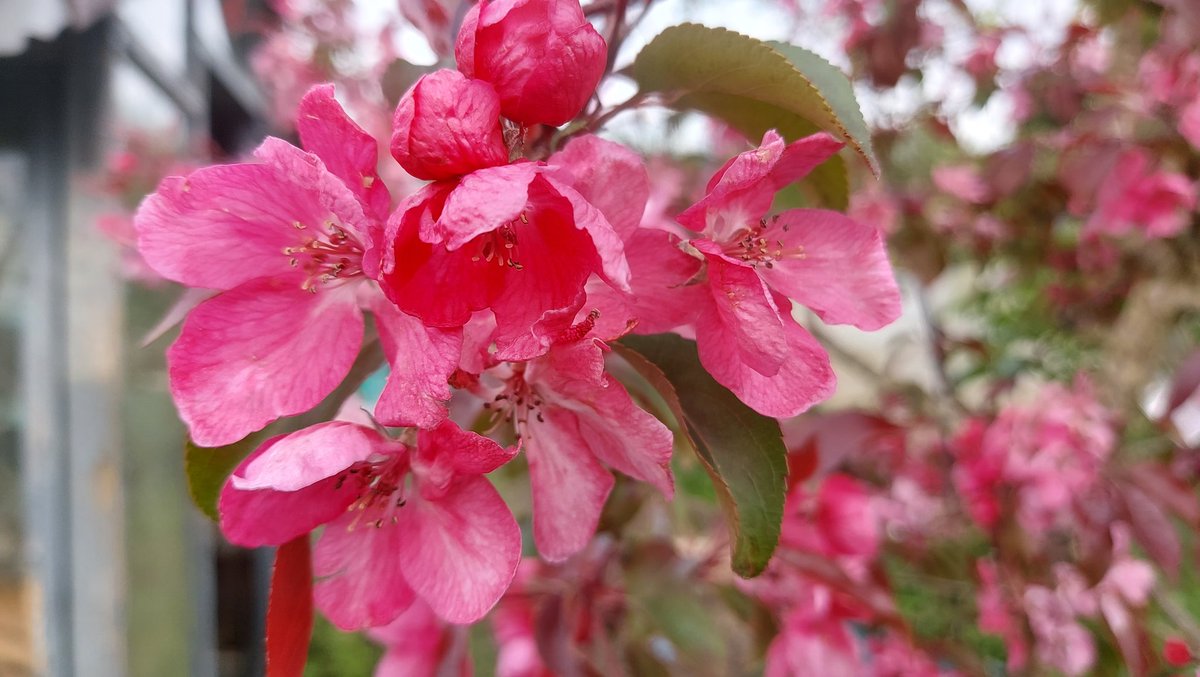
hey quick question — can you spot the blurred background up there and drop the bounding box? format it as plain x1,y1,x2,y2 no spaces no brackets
1,0,1198,675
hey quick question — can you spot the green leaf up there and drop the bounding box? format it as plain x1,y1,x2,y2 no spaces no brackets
632,23,877,182
185,435,260,521
614,334,788,578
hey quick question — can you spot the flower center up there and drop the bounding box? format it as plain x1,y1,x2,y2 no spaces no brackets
723,217,805,269
483,366,545,438
336,455,410,530
471,215,527,270
283,221,365,292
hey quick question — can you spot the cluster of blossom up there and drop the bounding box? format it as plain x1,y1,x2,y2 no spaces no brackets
133,0,900,641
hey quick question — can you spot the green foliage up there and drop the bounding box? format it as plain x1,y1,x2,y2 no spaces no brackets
304,615,382,677
632,24,877,210
615,335,788,578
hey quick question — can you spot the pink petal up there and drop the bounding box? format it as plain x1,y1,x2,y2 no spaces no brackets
380,186,507,327
524,407,615,562
541,174,631,291
583,228,705,338
532,340,674,496
417,418,516,482
546,134,649,239
692,240,788,376
314,510,418,630
397,476,521,623
369,293,462,428
761,209,902,331
231,422,387,492
430,163,539,249
368,603,442,676
1181,99,1200,150
218,428,368,547
168,279,363,447
296,84,391,222
678,132,843,239
488,195,605,356
391,69,509,181
695,300,836,419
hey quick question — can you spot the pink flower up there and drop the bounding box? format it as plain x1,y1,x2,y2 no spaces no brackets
219,419,520,628
764,589,863,677
1023,583,1096,676
376,159,630,361
1085,147,1196,240
976,560,1028,671
932,164,991,204
953,379,1115,538
369,599,469,676
391,69,510,181
545,134,706,339
1180,99,1200,150
135,84,456,447
780,474,879,563
480,334,674,561
455,0,606,126
675,131,902,418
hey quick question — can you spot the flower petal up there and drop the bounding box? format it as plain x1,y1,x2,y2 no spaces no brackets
692,240,788,376
678,131,842,240
695,301,835,419
397,476,521,623
218,428,370,547
391,69,509,181
546,134,649,240
430,163,539,249
296,84,391,222
761,209,902,331
533,340,674,496
313,511,417,630
168,279,363,447
525,407,615,562
369,293,462,428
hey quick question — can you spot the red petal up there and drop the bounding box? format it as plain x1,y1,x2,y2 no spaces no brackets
266,536,313,677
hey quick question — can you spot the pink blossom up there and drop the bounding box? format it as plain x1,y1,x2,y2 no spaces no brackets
136,85,455,447
1023,583,1096,676
932,164,991,204
391,69,509,181
455,0,606,126
675,131,901,418
1084,147,1196,239
953,379,1116,538
219,419,520,628
780,474,879,563
763,588,862,677
545,135,706,339
479,334,673,561
976,560,1028,671
397,0,462,57
376,158,630,361
1180,99,1200,150
369,599,469,676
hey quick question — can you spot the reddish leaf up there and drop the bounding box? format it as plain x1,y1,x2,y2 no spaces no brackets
1122,485,1181,577
266,536,314,677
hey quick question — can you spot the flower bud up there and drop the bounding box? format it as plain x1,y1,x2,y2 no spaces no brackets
455,0,607,127
391,69,510,181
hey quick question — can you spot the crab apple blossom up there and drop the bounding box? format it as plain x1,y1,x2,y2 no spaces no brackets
219,419,520,628
135,85,455,447
1084,146,1197,239
455,0,607,126
376,156,630,361
477,332,674,561
674,130,901,418
391,69,510,181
